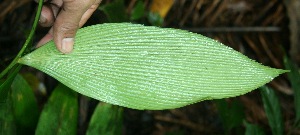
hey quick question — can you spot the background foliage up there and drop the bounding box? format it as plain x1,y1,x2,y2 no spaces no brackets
0,0,299,134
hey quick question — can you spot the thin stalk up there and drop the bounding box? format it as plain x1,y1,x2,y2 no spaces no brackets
0,0,43,79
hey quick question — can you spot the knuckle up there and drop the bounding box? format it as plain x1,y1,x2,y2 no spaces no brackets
59,23,78,35
64,0,95,9
60,23,78,32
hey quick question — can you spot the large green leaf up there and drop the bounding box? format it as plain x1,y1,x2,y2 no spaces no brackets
18,23,287,110
35,83,78,135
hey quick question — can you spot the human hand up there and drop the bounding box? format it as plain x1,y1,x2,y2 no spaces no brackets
35,0,102,54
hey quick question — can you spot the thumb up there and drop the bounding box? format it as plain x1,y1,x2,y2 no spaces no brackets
53,0,93,54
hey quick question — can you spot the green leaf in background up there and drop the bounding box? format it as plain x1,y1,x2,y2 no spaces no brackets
244,121,265,135
86,103,123,135
130,0,145,21
148,12,163,26
0,65,21,134
35,83,78,135
0,65,21,102
260,86,283,135
0,93,16,135
19,23,287,110
11,74,39,134
22,73,47,96
284,56,300,125
99,0,128,23
215,99,245,134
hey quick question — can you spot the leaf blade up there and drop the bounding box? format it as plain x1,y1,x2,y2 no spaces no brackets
99,0,128,23
215,99,245,133
19,23,287,110
86,103,123,135
244,121,265,135
260,86,283,135
35,83,78,135
130,0,145,21
0,66,21,135
11,74,39,134
0,91,16,135
284,56,300,125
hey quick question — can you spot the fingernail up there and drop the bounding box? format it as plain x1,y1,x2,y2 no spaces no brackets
39,7,47,24
61,38,74,54
39,14,46,24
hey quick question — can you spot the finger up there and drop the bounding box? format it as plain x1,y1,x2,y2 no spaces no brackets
39,6,55,27
79,0,102,27
37,0,101,50
36,28,53,47
53,0,96,54
48,0,63,17
39,0,63,26
37,0,61,47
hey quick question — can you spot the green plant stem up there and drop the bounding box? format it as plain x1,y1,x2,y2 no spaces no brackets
0,0,43,79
